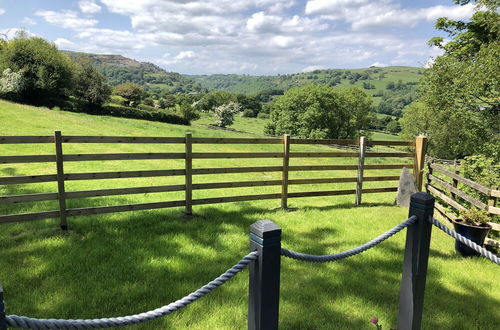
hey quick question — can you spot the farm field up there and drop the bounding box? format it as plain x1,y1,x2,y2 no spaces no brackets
0,99,498,329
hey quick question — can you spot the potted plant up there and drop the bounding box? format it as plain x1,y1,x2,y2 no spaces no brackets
453,208,492,257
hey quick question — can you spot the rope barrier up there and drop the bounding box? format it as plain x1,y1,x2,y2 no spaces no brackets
5,251,259,329
281,215,418,262
430,217,500,266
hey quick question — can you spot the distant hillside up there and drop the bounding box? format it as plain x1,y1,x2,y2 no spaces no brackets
189,66,421,94
63,51,206,94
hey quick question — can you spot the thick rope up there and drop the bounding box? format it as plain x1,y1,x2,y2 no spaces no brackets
430,217,500,266
281,215,418,262
6,251,259,329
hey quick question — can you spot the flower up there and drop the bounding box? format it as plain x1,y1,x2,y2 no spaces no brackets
370,317,379,325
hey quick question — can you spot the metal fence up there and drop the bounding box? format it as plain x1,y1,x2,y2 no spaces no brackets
1,192,498,330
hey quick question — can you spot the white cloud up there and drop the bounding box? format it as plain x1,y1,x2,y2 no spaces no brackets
21,17,37,26
175,51,196,60
270,35,295,48
247,12,326,34
54,38,78,50
35,10,98,30
79,0,102,14
0,8,5,15
0,28,35,39
370,62,387,67
302,65,327,73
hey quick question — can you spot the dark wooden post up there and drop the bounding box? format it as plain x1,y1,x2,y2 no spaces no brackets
0,283,6,330
54,131,68,230
397,192,434,330
355,136,367,205
281,134,290,209
185,132,193,216
248,220,281,330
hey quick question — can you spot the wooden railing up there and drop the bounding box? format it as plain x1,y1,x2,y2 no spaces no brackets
426,162,500,247
0,132,423,228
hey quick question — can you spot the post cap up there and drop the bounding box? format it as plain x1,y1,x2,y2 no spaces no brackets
250,220,281,239
410,192,435,206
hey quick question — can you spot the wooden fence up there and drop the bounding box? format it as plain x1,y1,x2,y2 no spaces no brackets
0,132,424,228
426,161,500,247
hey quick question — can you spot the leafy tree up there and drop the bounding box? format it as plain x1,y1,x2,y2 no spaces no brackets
73,60,111,107
214,102,241,127
386,119,400,133
0,68,25,98
196,90,235,111
402,0,499,159
179,102,200,121
265,84,371,139
113,82,144,105
0,35,74,104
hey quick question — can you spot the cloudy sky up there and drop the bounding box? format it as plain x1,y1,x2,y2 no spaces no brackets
0,0,474,74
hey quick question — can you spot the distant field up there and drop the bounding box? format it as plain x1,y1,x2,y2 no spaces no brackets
0,100,497,330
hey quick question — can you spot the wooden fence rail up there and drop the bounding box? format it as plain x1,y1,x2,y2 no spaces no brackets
426,162,500,247
0,132,422,228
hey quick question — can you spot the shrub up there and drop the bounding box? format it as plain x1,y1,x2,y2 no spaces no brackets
241,109,255,118
257,112,269,119
214,102,241,127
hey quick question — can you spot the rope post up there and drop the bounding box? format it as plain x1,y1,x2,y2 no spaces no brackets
414,136,427,192
248,220,281,330
0,283,6,330
397,192,434,330
281,134,290,209
184,132,193,216
355,136,367,206
54,131,68,230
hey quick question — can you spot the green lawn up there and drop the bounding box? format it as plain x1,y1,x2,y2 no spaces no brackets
0,99,498,329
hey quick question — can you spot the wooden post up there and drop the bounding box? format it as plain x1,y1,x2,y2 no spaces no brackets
0,283,6,330
355,136,367,205
414,136,427,192
425,161,432,194
397,192,434,330
248,220,281,330
54,131,68,230
488,185,498,209
281,134,290,209
185,132,193,215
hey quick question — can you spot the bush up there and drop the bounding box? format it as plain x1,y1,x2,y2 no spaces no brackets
214,102,241,127
75,104,190,125
257,112,269,119
241,109,255,118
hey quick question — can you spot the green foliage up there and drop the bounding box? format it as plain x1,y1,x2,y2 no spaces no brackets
386,120,400,133
214,102,241,127
98,104,189,125
241,109,255,118
196,90,236,111
458,208,491,226
73,60,111,107
266,84,371,139
113,82,144,105
0,36,74,105
402,1,499,159
179,102,200,121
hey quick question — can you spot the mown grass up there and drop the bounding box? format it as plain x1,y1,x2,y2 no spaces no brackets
0,99,498,329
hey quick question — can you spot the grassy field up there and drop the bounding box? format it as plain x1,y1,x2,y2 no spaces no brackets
0,100,498,329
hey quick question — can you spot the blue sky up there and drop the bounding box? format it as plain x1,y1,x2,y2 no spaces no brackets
0,0,474,74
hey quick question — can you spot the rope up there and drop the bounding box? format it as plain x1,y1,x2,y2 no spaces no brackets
430,217,500,266
281,215,417,262
5,251,259,329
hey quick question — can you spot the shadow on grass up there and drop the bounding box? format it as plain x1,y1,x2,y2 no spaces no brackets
0,186,498,329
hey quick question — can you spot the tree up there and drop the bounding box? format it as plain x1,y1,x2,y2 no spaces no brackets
214,102,241,127
113,82,144,105
265,84,371,139
0,35,74,104
0,68,25,98
73,60,111,107
386,119,400,133
196,90,235,111
401,0,499,159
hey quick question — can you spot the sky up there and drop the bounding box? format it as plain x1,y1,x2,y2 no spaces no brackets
0,0,474,75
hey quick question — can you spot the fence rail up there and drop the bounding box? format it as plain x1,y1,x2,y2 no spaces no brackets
426,161,500,247
0,132,423,228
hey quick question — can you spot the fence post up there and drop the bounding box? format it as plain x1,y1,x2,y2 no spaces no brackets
0,283,6,330
414,136,427,192
450,164,459,201
397,192,434,330
54,131,68,230
184,132,193,216
355,136,367,206
488,185,498,209
281,134,290,209
248,220,281,330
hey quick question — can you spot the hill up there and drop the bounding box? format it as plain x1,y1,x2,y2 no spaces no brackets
63,51,206,95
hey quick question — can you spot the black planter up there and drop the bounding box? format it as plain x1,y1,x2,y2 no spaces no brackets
452,220,491,257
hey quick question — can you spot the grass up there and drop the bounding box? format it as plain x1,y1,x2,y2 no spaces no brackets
0,99,499,329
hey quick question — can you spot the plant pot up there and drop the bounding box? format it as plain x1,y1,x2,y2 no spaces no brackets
452,220,491,257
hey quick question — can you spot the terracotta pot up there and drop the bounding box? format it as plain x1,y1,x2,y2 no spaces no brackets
452,220,491,257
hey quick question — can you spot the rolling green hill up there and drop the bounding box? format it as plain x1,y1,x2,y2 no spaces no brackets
63,51,206,95
188,66,423,96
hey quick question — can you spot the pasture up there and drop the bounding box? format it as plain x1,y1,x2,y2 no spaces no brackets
0,100,498,329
